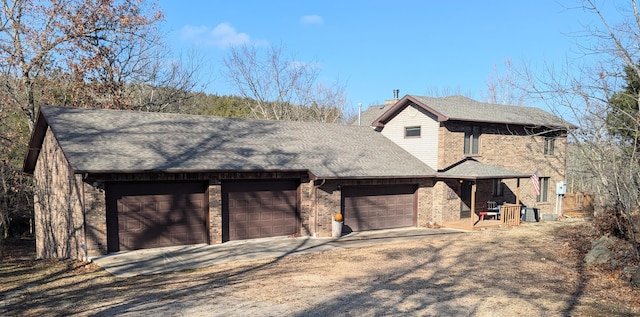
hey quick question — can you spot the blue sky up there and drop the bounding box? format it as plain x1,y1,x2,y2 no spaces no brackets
157,1,608,112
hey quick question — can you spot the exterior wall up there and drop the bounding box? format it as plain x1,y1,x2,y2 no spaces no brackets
380,104,439,169
439,122,568,217
208,184,222,244
433,180,465,223
299,181,314,236
417,186,436,225
82,180,107,257
34,128,85,259
315,181,341,237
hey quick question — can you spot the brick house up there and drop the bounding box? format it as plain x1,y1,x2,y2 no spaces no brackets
23,94,571,260
23,106,437,260
360,94,572,226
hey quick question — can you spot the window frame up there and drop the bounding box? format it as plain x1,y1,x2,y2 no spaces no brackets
492,179,503,197
544,137,555,155
536,177,550,202
404,126,421,138
464,125,481,155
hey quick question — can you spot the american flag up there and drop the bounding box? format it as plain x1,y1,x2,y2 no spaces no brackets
530,171,540,196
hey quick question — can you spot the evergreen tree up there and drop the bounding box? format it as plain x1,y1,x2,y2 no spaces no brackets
607,64,640,149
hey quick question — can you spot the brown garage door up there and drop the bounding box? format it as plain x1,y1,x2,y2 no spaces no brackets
106,182,208,252
342,184,417,232
223,180,298,241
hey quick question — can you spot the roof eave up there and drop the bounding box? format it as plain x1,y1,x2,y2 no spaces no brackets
314,174,436,180
372,95,449,128
79,168,314,176
22,107,49,174
79,169,436,181
436,173,530,181
444,117,574,130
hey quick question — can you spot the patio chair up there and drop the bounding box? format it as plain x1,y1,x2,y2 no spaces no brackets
477,201,500,221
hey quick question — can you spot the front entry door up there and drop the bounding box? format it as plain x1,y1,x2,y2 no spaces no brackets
460,180,472,218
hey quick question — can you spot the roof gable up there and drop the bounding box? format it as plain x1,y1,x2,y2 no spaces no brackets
23,106,437,179
373,95,573,129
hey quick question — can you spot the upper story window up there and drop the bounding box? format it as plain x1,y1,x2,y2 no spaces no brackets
464,126,481,155
405,126,421,138
544,137,555,155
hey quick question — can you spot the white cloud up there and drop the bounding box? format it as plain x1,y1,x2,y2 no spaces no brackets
180,22,251,48
300,15,324,25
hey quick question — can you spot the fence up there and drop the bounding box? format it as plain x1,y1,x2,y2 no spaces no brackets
501,204,521,226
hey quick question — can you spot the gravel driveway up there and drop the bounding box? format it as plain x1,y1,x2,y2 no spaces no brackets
2,218,639,316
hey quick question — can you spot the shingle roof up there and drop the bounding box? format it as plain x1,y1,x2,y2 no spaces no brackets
28,106,436,178
376,95,573,129
437,158,530,179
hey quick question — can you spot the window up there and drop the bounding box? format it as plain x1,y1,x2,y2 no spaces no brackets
492,179,503,197
464,126,480,155
405,126,421,138
536,177,550,202
544,137,555,155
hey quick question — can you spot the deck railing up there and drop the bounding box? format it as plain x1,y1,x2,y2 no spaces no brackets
500,204,521,226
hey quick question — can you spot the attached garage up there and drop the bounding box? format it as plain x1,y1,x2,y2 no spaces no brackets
25,106,437,260
222,180,299,241
106,182,208,252
341,184,417,231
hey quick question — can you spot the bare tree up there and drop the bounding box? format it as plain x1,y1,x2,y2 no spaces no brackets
483,58,528,105
0,101,31,238
127,49,206,113
0,0,202,238
524,0,640,259
222,43,348,123
0,0,202,128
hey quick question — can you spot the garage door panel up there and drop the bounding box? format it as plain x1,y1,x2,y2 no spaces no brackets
342,185,416,232
224,180,298,241
106,182,207,252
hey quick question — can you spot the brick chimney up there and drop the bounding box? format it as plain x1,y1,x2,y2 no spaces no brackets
385,89,400,105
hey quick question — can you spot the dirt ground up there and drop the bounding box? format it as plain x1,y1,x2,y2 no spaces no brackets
1,218,639,317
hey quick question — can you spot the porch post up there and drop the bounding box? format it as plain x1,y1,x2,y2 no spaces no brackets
471,181,476,228
515,178,521,205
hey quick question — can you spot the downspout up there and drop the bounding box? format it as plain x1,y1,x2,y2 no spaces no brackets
470,181,476,229
80,174,89,261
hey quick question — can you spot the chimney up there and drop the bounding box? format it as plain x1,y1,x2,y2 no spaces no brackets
385,89,400,105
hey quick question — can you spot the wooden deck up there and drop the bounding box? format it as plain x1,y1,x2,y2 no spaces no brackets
441,205,522,231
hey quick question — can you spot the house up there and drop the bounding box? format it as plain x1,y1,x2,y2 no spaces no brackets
23,106,437,260
23,93,571,260
360,94,572,226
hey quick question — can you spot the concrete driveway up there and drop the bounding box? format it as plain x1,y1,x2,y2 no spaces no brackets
91,227,466,277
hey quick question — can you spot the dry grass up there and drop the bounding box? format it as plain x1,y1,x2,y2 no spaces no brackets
1,219,639,316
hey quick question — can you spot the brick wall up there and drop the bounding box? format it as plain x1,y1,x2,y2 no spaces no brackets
34,129,85,259
315,181,341,237
299,181,314,236
208,184,222,244
82,179,107,257
439,122,568,217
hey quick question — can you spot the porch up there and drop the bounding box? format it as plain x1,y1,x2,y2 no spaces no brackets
442,204,522,231
436,158,531,231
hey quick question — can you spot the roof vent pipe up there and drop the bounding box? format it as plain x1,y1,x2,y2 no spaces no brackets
358,103,362,126
393,89,399,99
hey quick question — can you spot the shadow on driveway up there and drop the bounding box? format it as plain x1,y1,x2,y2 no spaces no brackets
91,227,467,277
